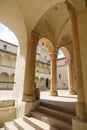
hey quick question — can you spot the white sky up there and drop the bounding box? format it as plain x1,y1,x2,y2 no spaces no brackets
58,50,65,59
0,23,18,45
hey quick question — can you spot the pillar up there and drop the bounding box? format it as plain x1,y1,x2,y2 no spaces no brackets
50,52,58,96
23,31,39,102
65,0,86,121
67,60,75,94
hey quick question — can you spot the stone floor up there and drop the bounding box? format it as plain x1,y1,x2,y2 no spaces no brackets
0,89,77,102
40,90,77,102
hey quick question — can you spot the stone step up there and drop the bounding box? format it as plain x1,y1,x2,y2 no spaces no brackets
4,122,18,130
23,116,58,130
0,99,15,108
30,111,72,130
40,100,76,115
13,118,36,130
36,106,74,124
0,107,16,124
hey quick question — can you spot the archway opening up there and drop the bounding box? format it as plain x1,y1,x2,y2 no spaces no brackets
0,23,18,95
35,39,51,91
57,49,68,90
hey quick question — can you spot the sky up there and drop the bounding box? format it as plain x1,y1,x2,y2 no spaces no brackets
0,23,18,45
58,50,65,59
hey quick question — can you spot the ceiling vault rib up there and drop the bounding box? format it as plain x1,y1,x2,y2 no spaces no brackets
57,40,72,49
56,17,70,41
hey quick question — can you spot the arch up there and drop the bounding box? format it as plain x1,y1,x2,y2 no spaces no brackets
0,0,27,45
0,72,9,89
0,72,9,81
10,73,15,82
60,46,71,61
35,77,39,88
2,55,12,67
57,48,69,90
39,37,54,53
45,78,50,89
40,77,45,90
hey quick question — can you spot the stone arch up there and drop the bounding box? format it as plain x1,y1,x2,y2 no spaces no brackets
0,72,9,89
35,77,39,88
57,47,74,92
39,37,54,53
10,73,15,82
60,46,71,62
40,77,45,90
2,55,12,67
45,78,50,89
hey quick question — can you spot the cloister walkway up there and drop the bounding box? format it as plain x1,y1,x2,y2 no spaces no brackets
0,90,77,103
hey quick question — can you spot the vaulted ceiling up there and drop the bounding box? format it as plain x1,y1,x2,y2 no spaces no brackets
0,0,86,47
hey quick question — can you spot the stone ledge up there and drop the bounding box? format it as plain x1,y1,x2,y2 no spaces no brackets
0,99,15,108
0,107,16,124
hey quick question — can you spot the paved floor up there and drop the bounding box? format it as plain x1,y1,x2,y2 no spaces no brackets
0,90,77,103
40,90,77,103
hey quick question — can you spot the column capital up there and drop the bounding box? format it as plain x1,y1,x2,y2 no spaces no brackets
49,51,57,59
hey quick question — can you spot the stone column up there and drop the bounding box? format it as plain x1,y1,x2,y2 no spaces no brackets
23,32,39,102
67,60,75,94
66,0,86,121
50,52,58,96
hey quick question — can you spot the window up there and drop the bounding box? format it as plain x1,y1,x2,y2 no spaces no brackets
3,45,7,49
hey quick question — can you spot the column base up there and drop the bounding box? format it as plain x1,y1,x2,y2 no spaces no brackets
22,94,35,102
50,90,58,96
69,90,76,95
76,102,86,121
21,101,39,116
72,118,87,130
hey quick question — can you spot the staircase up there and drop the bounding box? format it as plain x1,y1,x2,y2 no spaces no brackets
4,99,76,130
30,99,76,130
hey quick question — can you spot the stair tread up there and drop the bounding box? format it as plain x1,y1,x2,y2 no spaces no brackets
40,100,76,115
5,122,18,130
31,111,72,130
24,116,58,130
14,118,35,130
37,106,74,122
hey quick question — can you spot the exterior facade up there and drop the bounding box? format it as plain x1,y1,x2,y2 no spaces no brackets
36,42,68,90
0,40,17,89
57,57,68,90
0,40,68,90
